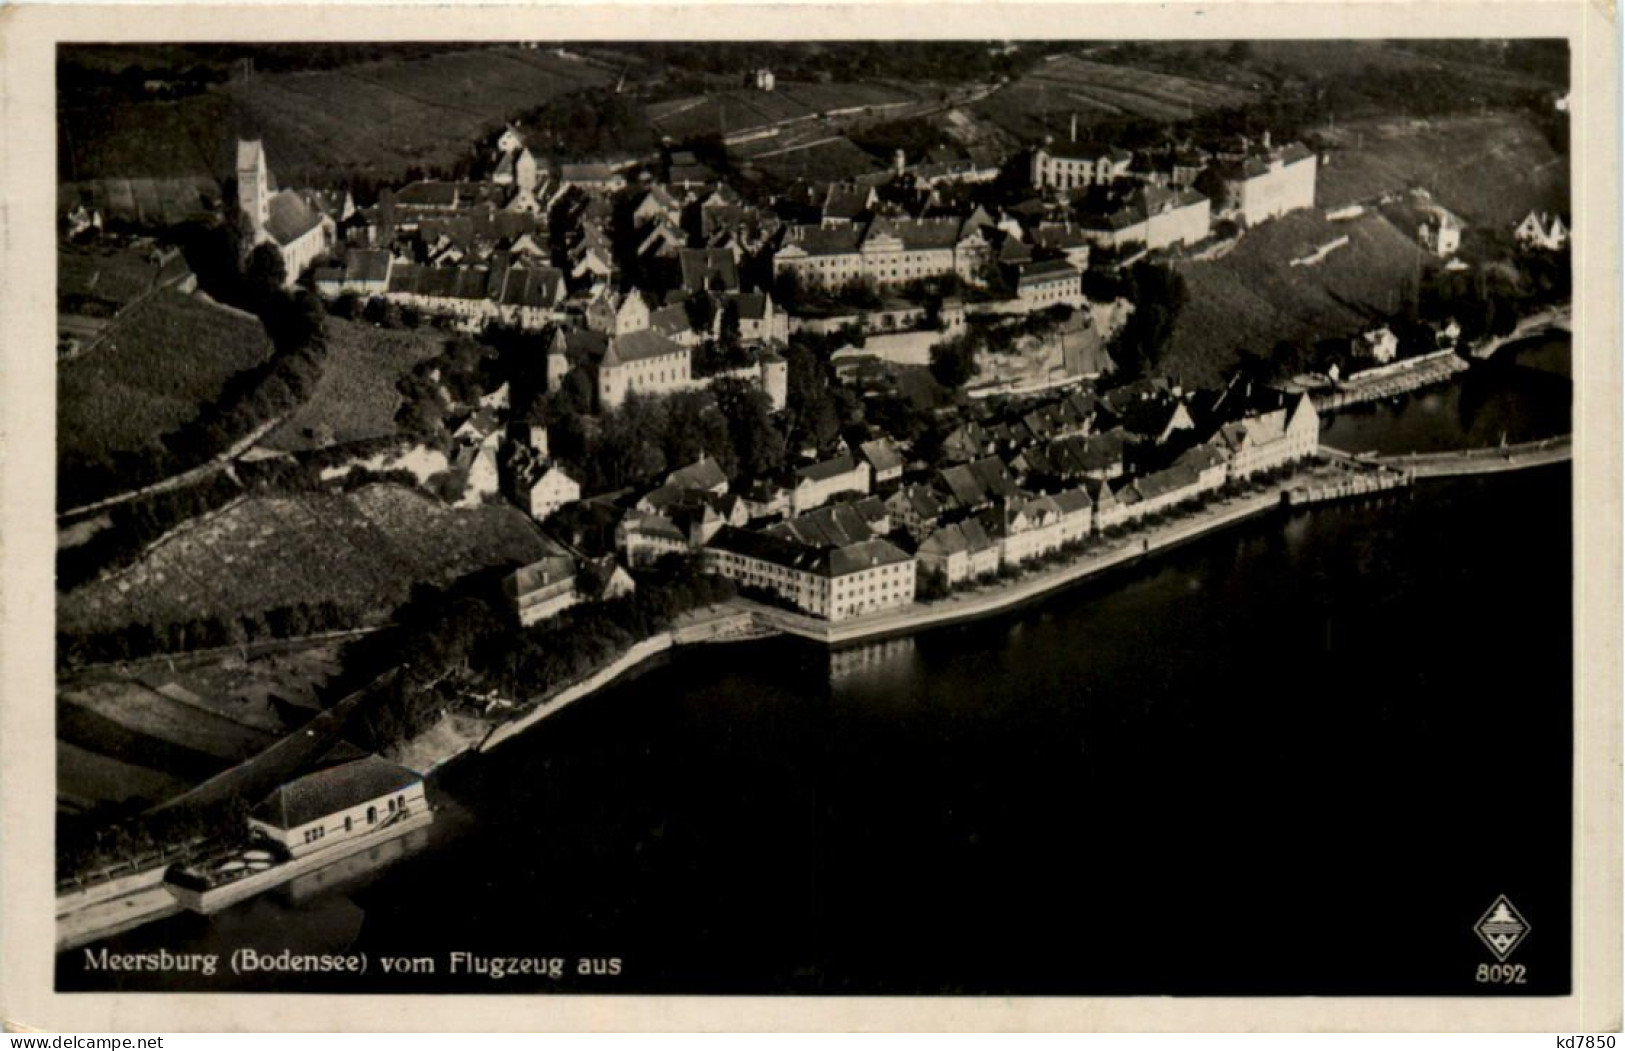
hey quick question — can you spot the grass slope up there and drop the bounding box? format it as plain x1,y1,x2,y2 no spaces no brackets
974,53,1255,141
58,290,273,468
1161,210,1427,388
61,47,609,186
1314,113,1568,226
59,483,553,636
260,319,449,452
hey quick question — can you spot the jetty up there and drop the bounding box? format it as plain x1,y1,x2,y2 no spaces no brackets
1363,436,1572,478
1312,350,1470,412
1471,305,1572,361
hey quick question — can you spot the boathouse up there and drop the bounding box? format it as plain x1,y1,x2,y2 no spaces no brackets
248,745,427,859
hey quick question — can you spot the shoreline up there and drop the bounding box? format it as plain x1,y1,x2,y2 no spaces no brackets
1302,302,1571,413
54,443,1571,952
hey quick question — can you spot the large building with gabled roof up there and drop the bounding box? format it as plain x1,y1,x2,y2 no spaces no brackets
704,526,915,622
236,139,336,286
247,744,426,858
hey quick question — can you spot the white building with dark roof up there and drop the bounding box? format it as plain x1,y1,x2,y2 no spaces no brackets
505,555,581,626
704,527,915,621
237,139,336,286
1015,259,1084,310
1030,143,1133,192
1215,393,1320,481
772,218,987,291
791,454,872,514
248,747,426,858
1224,142,1318,227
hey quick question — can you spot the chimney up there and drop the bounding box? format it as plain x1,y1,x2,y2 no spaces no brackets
1070,113,1078,143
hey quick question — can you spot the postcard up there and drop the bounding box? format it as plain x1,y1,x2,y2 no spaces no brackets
1,0,1618,1033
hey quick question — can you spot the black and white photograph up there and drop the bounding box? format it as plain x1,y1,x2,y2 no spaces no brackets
2,1,1618,1031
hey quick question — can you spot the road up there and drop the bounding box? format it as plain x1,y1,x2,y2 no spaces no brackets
58,413,290,522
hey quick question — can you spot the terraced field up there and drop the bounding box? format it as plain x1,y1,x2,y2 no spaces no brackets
57,741,194,813
260,320,449,452
61,47,609,186
58,290,273,468
58,483,554,636
1313,113,1568,227
740,133,890,182
56,642,346,814
974,54,1256,140
647,80,925,142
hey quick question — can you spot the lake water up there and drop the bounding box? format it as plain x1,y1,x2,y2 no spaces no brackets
1320,334,1572,455
61,464,1573,996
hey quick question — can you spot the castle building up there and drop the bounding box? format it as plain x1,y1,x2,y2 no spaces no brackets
1224,142,1318,227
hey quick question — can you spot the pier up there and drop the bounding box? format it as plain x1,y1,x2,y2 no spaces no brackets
1285,461,1412,506
1311,350,1470,412
1367,436,1572,478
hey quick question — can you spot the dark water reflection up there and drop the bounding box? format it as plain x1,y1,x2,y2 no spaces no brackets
62,467,1573,996
1320,335,1571,456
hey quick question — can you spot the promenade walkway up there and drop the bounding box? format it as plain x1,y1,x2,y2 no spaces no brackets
738,486,1293,646
1369,436,1572,478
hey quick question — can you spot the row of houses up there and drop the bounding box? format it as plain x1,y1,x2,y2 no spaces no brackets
912,392,1319,588
601,384,1319,623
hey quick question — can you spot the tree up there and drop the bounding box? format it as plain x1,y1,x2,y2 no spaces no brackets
712,378,784,479
228,203,260,270
719,298,743,351
662,391,737,477
930,335,979,388
243,243,287,304
976,256,1013,298
1110,262,1188,378
784,342,842,449
772,268,807,313
684,293,717,335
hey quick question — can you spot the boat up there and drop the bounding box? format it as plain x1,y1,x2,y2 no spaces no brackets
163,746,436,914
164,806,435,915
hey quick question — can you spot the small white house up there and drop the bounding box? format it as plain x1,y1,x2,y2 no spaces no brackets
1360,326,1399,364
248,750,426,859
505,555,580,626
1418,208,1463,257
1514,211,1569,251
524,464,581,521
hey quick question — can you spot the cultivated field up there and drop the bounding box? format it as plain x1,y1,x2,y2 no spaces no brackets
57,741,194,813
63,681,280,764
60,48,610,187
56,641,347,813
1086,40,1550,93
59,244,177,314
1313,113,1568,227
974,55,1256,141
647,81,925,142
58,290,273,469
740,133,891,182
58,483,553,636
260,320,449,452
1161,210,1429,387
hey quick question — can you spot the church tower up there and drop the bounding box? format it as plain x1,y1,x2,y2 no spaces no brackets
236,139,271,232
